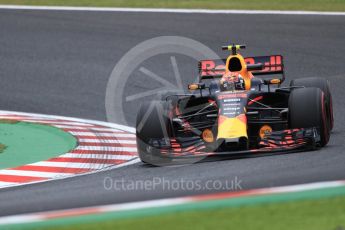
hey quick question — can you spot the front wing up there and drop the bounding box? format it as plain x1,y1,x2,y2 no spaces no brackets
156,127,320,159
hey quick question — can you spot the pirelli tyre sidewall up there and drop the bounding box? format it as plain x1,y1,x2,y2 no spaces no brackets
288,87,330,147
136,100,173,165
290,77,334,130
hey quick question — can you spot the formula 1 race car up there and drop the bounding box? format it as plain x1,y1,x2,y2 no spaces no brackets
136,44,333,165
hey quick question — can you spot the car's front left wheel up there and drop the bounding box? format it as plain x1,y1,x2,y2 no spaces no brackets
136,100,173,165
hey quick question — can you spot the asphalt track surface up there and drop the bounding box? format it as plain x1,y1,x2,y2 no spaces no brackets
0,9,345,216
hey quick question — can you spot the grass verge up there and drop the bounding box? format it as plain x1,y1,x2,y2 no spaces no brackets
32,195,345,230
0,121,77,169
0,0,344,11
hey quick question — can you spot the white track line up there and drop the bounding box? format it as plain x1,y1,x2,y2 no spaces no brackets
54,125,125,132
76,146,137,152
0,182,19,187
0,117,56,121
0,5,344,16
0,116,28,119
69,131,135,138
30,161,113,169
62,153,135,160
22,120,95,127
265,181,345,193
78,139,136,144
0,170,73,178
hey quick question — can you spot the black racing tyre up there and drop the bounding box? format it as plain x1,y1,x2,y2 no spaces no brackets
289,87,330,147
290,77,334,130
136,100,173,165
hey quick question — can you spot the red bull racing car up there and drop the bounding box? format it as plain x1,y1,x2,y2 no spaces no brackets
136,44,333,165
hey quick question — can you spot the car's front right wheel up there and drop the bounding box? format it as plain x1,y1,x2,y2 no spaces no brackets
290,77,333,130
289,87,330,147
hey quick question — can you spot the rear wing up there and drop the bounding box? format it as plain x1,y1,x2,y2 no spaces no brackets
198,55,284,81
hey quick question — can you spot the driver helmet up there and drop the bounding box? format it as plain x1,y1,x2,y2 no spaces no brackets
220,72,245,91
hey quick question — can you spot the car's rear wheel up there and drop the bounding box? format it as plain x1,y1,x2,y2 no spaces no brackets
136,100,173,165
290,77,333,130
289,87,330,147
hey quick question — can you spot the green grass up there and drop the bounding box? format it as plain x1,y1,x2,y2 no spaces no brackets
0,121,77,169
0,119,17,153
0,0,344,11
31,195,345,230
